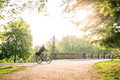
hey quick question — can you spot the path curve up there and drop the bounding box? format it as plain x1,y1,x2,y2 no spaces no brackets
1,59,108,80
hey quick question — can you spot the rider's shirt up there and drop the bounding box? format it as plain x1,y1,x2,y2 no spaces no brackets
39,46,47,53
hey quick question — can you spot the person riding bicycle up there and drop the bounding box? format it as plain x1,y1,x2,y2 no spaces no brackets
36,44,51,64
39,44,48,60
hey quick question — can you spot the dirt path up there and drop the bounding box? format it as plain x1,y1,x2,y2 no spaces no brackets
1,59,107,80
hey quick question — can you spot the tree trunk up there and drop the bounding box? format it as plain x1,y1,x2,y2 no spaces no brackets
14,46,17,63
14,54,16,63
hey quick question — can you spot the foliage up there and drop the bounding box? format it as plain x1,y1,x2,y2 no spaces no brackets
30,45,41,62
0,19,33,63
93,60,120,80
46,41,52,52
0,0,47,18
0,0,47,42
45,36,114,54
114,54,120,59
34,45,41,52
62,0,120,49
56,36,101,53
0,58,14,63
0,59,8,63
0,65,26,76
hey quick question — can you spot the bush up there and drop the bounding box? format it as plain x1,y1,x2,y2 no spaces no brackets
114,54,120,59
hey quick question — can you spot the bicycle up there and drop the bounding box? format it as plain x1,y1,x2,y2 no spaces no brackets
36,51,52,64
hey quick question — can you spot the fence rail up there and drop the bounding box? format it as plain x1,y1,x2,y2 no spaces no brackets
52,53,114,59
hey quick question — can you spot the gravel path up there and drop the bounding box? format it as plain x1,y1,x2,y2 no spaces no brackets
0,59,108,80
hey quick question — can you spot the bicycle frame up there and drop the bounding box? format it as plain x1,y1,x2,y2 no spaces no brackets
36,51,52,64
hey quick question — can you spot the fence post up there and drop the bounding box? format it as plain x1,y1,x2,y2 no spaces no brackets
109,54,110,59
112,55,114,60
74,53,76,59
83,53,86,59
98,54,99,59
53,53,56,59
63,54,65,59
104,53,105,59
91,54,93,59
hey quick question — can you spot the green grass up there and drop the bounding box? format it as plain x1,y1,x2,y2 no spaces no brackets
0,65,27,76
92,60,120,80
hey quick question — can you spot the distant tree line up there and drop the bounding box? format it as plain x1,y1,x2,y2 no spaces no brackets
45,36,114,54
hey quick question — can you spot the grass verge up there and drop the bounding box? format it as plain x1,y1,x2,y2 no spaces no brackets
92,60,120,80
0,65,27,76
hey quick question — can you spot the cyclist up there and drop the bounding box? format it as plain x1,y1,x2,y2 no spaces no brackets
39,44,48,60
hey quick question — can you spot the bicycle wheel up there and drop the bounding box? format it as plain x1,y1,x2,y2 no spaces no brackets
45,56,52,64
36,56,42,64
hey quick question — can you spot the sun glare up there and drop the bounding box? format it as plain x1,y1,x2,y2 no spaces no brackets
74,10,88,21
21,0,87,47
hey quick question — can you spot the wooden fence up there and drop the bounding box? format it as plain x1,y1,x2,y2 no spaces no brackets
52,53,114,59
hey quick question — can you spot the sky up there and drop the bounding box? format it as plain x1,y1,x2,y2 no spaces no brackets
21,0,85,47
0,0,88,47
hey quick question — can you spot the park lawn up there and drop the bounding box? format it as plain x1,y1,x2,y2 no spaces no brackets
93,60,120,80
0,65,26,76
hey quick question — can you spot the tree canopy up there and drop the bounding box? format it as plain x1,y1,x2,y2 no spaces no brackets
0,19,33,63
0,0,47,63
62,0,120,49
53,36,101,53
0,0,47,42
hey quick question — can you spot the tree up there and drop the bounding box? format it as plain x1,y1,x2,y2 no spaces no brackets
0,19,33,63
0,0,48,42
56,36,101,53
0,0,47,18
62,0,120,49
46,41,52,52
0,0,48,62
34,45,41,52
30,45,41,62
